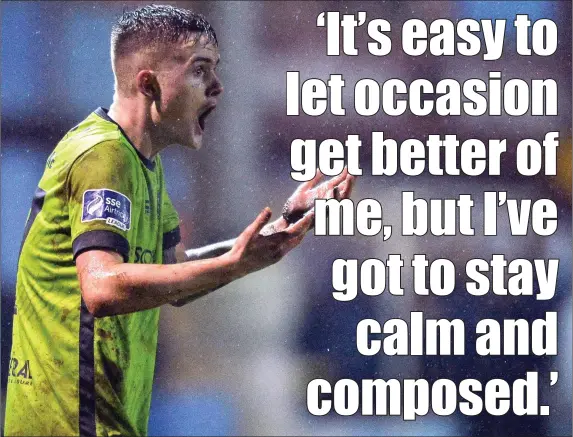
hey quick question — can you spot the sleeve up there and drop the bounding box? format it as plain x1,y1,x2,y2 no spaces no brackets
68,141,138,262
161,183,181,252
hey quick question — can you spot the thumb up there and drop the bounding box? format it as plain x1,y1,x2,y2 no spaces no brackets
243,207,272,241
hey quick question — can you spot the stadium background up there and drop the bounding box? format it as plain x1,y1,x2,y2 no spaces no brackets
1,1,571,435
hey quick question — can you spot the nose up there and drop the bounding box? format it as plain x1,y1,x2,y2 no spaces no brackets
208,76,223,98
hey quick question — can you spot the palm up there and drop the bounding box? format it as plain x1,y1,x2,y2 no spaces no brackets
283,168,355,224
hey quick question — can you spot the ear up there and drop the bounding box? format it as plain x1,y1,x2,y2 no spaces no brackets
136,70,160,100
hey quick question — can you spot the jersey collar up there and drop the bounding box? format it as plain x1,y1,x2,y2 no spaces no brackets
94,107,156,171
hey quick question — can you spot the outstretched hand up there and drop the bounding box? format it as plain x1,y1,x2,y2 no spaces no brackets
282,167,355,224
228,207,315,275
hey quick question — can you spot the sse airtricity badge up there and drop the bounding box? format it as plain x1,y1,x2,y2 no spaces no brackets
81,189,131,231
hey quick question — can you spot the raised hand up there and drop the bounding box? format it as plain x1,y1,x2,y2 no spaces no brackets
228,207,315,275
282,167,355,224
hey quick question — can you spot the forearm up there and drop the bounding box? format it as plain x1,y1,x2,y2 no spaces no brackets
81,252,243,317
170,218,289,307
169,239,237,307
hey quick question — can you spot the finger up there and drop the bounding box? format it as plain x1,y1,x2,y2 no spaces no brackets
333,185,340,201
339,175,355,199
324,182,342,201
243,207,272,241
291,210,316,242
337,181,347,199
345,175,356,197
288,209,315,235
300,168,324,190
313,167,348,200
323,167,348,191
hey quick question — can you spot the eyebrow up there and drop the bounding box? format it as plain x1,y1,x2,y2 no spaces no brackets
191,56,220,66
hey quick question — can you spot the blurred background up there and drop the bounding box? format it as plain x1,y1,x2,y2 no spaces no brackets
1,1,571,435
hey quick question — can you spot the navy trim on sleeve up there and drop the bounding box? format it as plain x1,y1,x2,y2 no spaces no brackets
163,226,181,251
73,230,130,262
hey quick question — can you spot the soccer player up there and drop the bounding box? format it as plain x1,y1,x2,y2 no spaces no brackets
4,5,354,436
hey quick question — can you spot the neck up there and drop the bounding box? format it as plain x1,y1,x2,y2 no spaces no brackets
108,97,164,159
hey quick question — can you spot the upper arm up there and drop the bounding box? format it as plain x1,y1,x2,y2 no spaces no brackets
68,141,137,263
76,249,124,316
68,141,139,313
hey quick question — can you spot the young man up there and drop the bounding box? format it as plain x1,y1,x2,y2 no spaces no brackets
4,5,354,436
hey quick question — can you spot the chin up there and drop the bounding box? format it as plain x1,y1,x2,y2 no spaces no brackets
182,135,203,150
172,131,203,150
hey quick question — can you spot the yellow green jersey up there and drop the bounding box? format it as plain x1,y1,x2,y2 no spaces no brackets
5,107,181,436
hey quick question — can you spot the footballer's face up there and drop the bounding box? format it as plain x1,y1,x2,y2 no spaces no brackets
157,35,222,149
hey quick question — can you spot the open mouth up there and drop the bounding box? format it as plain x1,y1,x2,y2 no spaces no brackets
198,106,216,131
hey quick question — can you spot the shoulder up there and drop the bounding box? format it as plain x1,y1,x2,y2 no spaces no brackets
57,109,139,175
63,140,137,203
74,139,136,171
